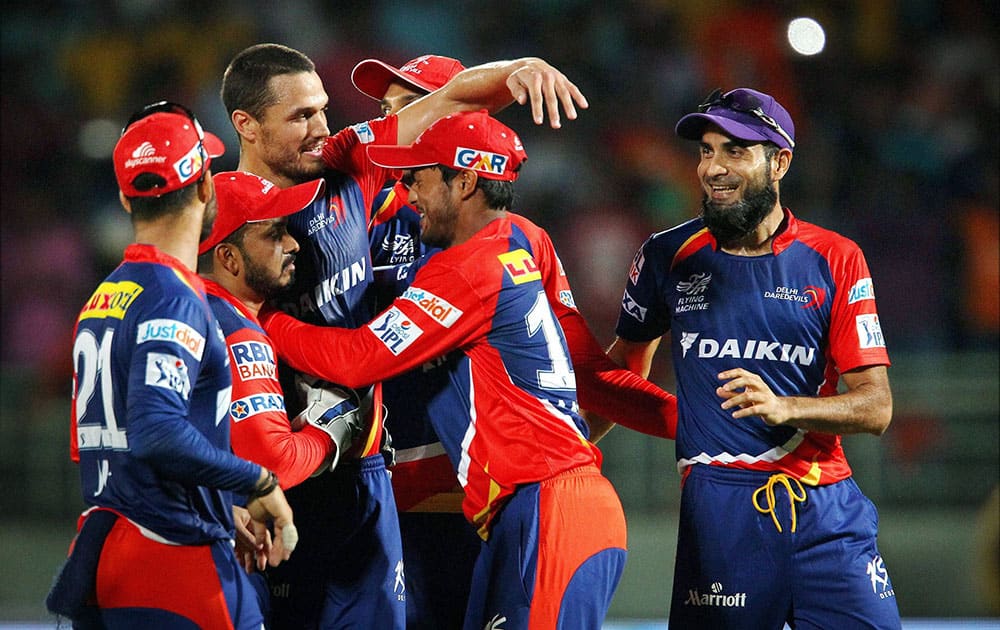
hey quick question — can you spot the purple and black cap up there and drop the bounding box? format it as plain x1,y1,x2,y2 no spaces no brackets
676,88,795,150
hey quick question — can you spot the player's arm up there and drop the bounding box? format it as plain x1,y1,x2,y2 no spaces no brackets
262,267,481,389
560,313,676,440
717,364,892,436
606,335,663,379
395,57,588,143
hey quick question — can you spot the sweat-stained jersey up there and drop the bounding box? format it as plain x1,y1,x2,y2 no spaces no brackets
204,279,333,490
263,216,603,537
70,244,259,545
616,209,890,485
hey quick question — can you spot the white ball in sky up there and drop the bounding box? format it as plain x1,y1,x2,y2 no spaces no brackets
787,17,826,56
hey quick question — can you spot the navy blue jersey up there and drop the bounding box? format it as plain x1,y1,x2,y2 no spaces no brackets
71,244,259,544
616,210,889,484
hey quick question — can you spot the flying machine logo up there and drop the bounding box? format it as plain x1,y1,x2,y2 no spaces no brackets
676,272,711,312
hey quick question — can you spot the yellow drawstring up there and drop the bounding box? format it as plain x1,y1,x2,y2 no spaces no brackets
752,473,807,533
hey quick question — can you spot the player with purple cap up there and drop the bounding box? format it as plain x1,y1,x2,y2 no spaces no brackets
609,87,902,628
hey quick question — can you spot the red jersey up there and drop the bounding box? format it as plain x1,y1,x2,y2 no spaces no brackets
205,280,333,489
264,216,600,536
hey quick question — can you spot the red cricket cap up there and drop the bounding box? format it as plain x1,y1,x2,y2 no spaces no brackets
199,172,325,255
366,110,527,182
113,111,225,198
351,54,466,101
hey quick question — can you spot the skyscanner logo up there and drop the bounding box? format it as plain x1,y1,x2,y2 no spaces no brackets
453,147,508,176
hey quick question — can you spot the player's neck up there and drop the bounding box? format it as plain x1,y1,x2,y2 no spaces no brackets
237,153,295,190
719,205,785,257
451,208,507,248
132,213,202,270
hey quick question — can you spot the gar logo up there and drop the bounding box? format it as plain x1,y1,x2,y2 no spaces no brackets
855,314,885,349
866,555,895,599
172,143,205,185
848,278,875,304
454,146,508,176
369,307,423,355
622,290,647,322
401,287,463,327
145,352,191,399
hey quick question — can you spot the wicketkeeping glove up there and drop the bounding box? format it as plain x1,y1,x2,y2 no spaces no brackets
292,375,369,473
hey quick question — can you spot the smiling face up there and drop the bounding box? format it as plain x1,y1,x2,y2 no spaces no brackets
697,129,785,244
252,71,330,186
402,166,461,249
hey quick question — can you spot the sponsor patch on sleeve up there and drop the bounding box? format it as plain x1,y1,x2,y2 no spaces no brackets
498,249,541,284
230,340,277,381
368,306,423,355
847,278,875,304
136,318,206,360
401,287,463,327
145,352,191,399
855,314,886,349
629,250,645,285
352,122,376,144
622,290,647,323
558,289,576,309
229,393,286,422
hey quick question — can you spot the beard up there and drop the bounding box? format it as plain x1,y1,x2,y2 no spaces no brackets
241,247,295,299
701,170,778,245
260,128,325,185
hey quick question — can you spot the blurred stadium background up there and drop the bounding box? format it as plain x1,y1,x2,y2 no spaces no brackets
1,0,997,625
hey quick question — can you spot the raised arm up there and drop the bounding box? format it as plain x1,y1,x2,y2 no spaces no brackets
395,57,588,144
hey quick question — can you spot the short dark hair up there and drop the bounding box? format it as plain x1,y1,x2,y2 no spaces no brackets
438,166,514,210
221,43,315,121
126,177,202,223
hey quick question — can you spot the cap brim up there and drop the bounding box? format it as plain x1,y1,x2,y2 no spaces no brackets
203,131,226,158
366,144,440,171
255,178,326,223
351,59,435,101
675,111,773,143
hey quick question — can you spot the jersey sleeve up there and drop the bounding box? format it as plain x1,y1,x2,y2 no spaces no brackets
262,261,487,389
826,239,891,372
528,221,677,438
615,235,673,342
224,326,334,489
126,296,260,493
323,116,399,225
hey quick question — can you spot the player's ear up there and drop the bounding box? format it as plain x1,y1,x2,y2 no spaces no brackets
118,191,132,215
771,148,793,181
232,109,258,143
457,170,478,200
215,242,242,276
